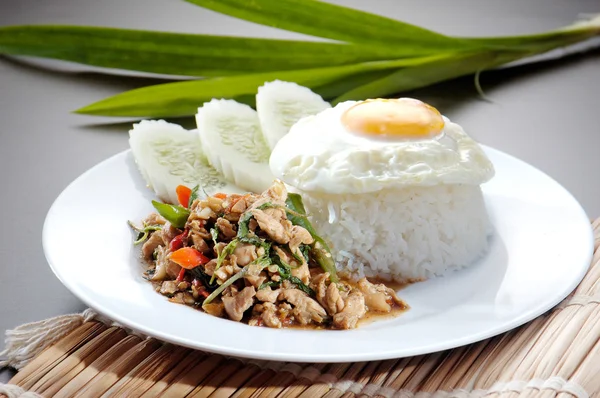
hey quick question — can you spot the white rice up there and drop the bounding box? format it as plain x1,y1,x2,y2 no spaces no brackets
297,184,492,282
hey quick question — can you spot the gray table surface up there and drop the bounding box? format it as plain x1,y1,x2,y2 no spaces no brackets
1,0,599,384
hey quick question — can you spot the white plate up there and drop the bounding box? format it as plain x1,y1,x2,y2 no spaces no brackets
43,147,593,363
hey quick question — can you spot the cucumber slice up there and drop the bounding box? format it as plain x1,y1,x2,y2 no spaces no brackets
256,80,331,149
195,99,273,193
129,120,239,204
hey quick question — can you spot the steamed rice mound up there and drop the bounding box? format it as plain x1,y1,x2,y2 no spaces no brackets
298,184,492,282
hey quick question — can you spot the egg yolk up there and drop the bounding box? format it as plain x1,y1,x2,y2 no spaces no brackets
341,98,445,139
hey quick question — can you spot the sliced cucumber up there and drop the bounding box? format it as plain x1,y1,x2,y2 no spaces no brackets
129,120,239,204
195,99,274,193
256,80,331,149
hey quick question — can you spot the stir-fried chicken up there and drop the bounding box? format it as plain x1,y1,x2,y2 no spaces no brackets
333,291,367,329
280,289,327,325
255,302,282,328
357,278,408,312
223,286,256,321
255,287,280,303
252,208,292,244
289,225,313,254
133,180,408,330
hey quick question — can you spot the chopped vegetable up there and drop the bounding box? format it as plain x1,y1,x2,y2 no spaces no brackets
170,247,210,269
203,266,248,306
190,267,218,291
210,238,239,284
210,227,219,245
127,220,162,245
258,280,281,290
188,185,201,207
169,231,187,252
176,268,186,282
289,276,315,296
151,200,190,229
235,203,275,250
176,185,192,207
285,193,338,282
214,192,227,199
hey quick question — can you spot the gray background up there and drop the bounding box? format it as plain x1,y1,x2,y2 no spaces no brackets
1,0,599,383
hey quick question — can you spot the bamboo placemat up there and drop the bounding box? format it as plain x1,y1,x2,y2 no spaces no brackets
2,218,599,398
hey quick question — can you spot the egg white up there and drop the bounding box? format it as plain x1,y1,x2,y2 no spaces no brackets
269,100,495,194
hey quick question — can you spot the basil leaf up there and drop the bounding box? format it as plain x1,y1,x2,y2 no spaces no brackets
289,276,315,296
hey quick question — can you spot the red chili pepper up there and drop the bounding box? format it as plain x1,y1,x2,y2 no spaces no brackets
176,268,186,282
169,231,187,252
197,286,210,299
170,247,210,269
176,185,192,208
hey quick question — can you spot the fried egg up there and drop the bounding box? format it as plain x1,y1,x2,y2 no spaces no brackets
269,98,494,194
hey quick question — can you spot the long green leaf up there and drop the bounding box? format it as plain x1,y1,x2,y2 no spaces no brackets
332,51,526,103
464,16,600,51
75,55,447,117
0,25,405,77
334,18,600,103
185,0,474,54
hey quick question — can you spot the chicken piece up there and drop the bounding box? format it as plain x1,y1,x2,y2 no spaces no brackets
198,206,217,220
261,302,282,328
256,287,281,303
291,262,310,285
248,218,258,232
151,246,182,281
143,213,166,226
223,286,256,321
216,218,236,239
188,219,211,242
244,257,267,288
280,289,327,325
230,195,249,214
252,209,291,244
160,280,178,295
213,242,227,257
205,196,224,213
234,244,258,266
313,273,344,316
313,273,328,304
160,222,180,246
214,266,233,282
357,278,406,312
264,180,287,203
164,259,182,279
142,232,164,260
203,302,225,317
326,283,345,315
245,275,267,289
288,225,313,254
273,246,290,263
192,237,210,254
203,259,217,276
333,291,367,329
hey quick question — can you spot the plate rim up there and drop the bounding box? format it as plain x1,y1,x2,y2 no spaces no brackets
42,146,594,363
